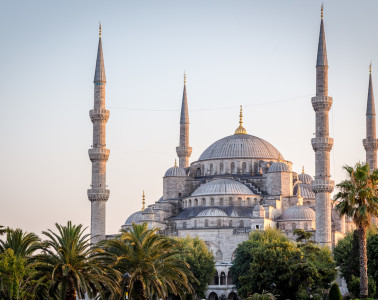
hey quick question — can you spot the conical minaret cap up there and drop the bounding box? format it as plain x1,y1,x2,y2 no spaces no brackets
316,5,328,67
94,23,106,83
367,63,375,115
180,72,189,124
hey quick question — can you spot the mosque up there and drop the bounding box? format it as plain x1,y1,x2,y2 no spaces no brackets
87,8,376,300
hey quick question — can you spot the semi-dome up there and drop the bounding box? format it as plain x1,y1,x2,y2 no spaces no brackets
164,166,187,177
298,172,313,184
293,183,315,199
198,134,283,161
268,161,290,173
197,208,227,217
125,211,143,225
277,205,315,221
191,179,255,196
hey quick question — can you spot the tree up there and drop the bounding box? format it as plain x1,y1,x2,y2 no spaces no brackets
33,221,119,300
328,282,342,300
334,163,378,298
102,223,196,300
229,228,336,300
176,236,215,298
0,228,40,258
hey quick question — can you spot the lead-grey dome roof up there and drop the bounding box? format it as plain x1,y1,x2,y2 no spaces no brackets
293,183,315,199
298,173,313,184
198,134,283,161
197,208,228,217
191,179,255,196
125,211,143,225
268,161,290,173
164,166,187,177
277,205,315,221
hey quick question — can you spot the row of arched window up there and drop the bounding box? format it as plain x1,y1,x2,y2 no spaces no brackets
184,197,259,208
279,222,311,231
212,271,233,285
182,219,245,228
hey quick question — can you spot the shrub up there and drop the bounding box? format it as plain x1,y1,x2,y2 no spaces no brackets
328,282,342,300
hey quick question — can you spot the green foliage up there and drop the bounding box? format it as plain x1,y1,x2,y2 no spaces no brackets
0,248,34,300
246,290,276,300
176,236,215,298
229,228,336,300
293,229,313,243
102,223,196,300
347,275,376,299
328,282,342,300
0,228,40,257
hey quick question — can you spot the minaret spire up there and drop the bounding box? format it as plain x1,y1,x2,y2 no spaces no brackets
311,6,334,248
363,63,378,170
176,72,192,168
88,25,110,244
234,105,247,135
142,191,146,210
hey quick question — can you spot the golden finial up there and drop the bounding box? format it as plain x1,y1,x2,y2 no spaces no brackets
184,72,186,85
174,159,178,167
142,190,145,210
99,22,102,37
278,154,282,162
321,3,324,20
302,166,305,174
234,105,247,135
297,185,301,198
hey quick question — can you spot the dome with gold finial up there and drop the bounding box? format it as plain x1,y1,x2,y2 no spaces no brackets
234,105,247,135
164,159,187,177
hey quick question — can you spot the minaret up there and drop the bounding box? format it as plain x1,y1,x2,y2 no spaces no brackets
176,73,192,168
311,6,334,248
142,191,146,210
87,24,110,244
363,63,378,170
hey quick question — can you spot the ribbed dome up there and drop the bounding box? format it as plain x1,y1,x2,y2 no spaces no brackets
268,161,290,173
164,166,187,177
198,134,282,161
197,208,227,217
293,183,315,199
278,205,315,221
125,211,143,225
298,173,313,184
192,179,254,196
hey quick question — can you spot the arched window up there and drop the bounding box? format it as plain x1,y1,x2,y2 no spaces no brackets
227,272,233,285
196,168,201,177
205,219,209,227
229,220,233,227
229,197,233,206
304,223,308,230
254,198,258,205
217,219,221,227
292,223,296,230
183,222,187,229
210,163,214,175
216,250,223,261
202,198,206,206
194,220,197,228
220,272,226,285
188,199,192,207
281,224,285,230
237,198,242,206
194,199,198,206
239,220,244,228
242,162,247,173
201,164,204,175
231,162,236,174
247,198,252,206
211,198,215,206
219,198,224,206
213,271,219,285
220,163,224,174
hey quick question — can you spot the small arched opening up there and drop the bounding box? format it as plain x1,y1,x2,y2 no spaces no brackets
304,223,308,230
242,162,247,173
227,271,233,285
239,220,244,228
210,163,214,175
211,198,215,206
219,198,224,206
229,197,233,206
231,162,236,174
188,199,192,207
209,292,219,300
202,198,206,206
229,220,233,227
183,222,187,229
220,163,224,174
220,272,226,285
194,199,198,207
237,198,242,206
228,292,237,300
196,168,201,177
217,219,221,227
194,220,197,228
212,272,219,286
205,219,209,227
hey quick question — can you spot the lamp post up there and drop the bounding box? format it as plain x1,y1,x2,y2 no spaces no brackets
123,272,131,300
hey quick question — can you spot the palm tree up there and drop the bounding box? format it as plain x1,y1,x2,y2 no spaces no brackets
33,221,120,300
102,223,196,300
0,228,40,257
0,226,6,236
334,163,378,299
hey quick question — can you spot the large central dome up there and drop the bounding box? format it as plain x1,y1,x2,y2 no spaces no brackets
198,134,282,161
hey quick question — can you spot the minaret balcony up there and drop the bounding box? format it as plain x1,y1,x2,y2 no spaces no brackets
363,138,378,151
176,146,192,157
311,96,333,112
87,188,110,202
90,109,110,122
311,179,334,194
88,148,110,161
311,137,333,151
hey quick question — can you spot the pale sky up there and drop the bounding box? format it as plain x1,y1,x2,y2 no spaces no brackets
1,0,377,236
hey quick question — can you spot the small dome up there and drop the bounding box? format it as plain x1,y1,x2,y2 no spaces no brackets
268,161,290,173
191,179,254,197
125,211,143,225
278,205,315,221
298,173,313,184
164,166,187,177
293,183,315,199
197,208,227,217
